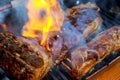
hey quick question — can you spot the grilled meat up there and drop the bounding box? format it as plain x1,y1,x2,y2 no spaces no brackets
66,2,102,39
40,3,103,64
71,26,120,79
0,32,52,80
46,2,101,64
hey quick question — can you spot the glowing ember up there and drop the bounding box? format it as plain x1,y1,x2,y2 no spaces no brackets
22,0,64,46
1,23,8,31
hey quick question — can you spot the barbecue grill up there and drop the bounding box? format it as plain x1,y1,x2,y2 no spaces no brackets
0,48,120,80
0,0,120,80
43,51,120,80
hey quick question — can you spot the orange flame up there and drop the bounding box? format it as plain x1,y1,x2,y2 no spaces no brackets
22,0,64,46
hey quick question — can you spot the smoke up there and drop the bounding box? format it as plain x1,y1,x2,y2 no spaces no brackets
0,0,11,7
4,0,28,36
0,0,119,35
60,0,120,27
0,0,11,32
0,0,11,24
0,0,28,35
0,9,10,24
0,0,119,47
61,21,86,52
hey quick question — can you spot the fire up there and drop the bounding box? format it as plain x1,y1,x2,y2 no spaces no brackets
22,0,64,46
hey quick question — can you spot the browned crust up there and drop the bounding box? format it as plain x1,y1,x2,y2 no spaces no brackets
0,32,52,80
66,3,100,20
71,26,120,79
66,2,102,39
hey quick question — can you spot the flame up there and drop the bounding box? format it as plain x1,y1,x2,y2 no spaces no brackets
22,0,64,46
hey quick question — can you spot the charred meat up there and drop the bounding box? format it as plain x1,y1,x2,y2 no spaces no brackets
0,32,52,80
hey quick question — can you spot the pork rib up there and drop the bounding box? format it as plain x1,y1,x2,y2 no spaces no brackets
66,2,102,39
71,26,120,79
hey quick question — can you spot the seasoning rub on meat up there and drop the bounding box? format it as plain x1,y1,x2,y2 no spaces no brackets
71,26,120,79
0,32,52,80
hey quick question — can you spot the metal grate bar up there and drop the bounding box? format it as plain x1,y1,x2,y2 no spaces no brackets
52,66,68,80
48,71,58,80
59,64,74,80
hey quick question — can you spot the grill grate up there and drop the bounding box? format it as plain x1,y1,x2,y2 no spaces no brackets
0,51,119,80
43,57,74,80
0,0,120,80
43,51,120,80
